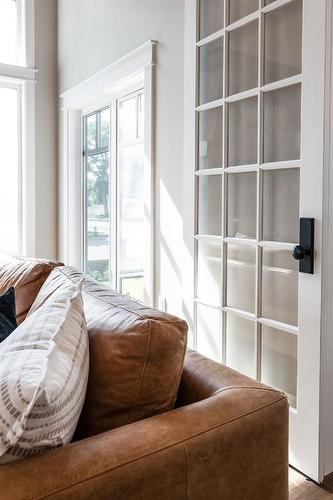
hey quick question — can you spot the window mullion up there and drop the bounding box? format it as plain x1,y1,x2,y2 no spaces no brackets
110,99,118,291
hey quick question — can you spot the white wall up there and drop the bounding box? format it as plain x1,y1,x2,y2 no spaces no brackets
34,0,58,259
57,0,185,317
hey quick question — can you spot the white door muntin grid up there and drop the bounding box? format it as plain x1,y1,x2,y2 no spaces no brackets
194,0,302,394
192,0,327,480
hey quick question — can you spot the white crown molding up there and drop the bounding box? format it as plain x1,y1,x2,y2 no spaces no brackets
60,40,157,110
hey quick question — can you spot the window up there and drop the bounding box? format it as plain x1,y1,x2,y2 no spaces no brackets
83,90,146,302
0,0,23,66
61,41,155,306
117,91,145,301
0,0,35,254
0,85,20,251
83,108,110,285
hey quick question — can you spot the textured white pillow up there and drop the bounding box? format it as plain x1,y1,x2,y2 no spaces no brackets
0,283,89,463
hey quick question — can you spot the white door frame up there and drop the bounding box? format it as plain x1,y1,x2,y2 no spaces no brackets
182,0,333,482
320,0,333,480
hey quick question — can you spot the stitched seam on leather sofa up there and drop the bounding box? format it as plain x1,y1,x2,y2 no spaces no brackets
57,267,149,320
33,395,286,500
2,252,62,265
212,385,286,397
127,321,152,424
57,267,186,326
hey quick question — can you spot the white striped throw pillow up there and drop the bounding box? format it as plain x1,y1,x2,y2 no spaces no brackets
0,282,89,463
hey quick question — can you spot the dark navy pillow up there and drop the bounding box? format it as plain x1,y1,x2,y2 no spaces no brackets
0,287,17,343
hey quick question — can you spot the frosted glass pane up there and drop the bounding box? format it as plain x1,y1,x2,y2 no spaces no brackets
0,1,19,65
226,314,256,378
227,172,257,239
0,87,19,252
262,249,298,326
227,244,256,313
228,97,257,166
119,96,137,143
263,84,301,163
121,277,144,302
264,0,302,84
117,92,145,302
228,21,258,96
198,175,222,235
198,107,223,170
199,38,223,105
138,93,144,139
200,0,224,39
85,153,110,285
262,325,297,408
100,108,110,148
86,114,97,151
263,169,299,243
197,240,222,305
196,303,221,362
229,0,258,24
118,144,145,302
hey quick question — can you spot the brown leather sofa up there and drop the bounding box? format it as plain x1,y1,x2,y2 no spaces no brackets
0,260,289,500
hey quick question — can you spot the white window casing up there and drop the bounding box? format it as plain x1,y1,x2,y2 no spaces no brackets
0,0,37,256
60,40,156,306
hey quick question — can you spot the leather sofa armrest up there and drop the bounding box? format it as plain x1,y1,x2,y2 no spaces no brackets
176,349,272,405
0,353,288,500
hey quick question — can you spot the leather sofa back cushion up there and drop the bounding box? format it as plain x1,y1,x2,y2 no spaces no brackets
29,266,188,439
0,251,63,324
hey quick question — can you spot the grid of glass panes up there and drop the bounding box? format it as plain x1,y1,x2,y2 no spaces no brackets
195,0,302,408
83,108,111,285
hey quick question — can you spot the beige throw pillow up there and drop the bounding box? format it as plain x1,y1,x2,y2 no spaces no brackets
0,282,89,463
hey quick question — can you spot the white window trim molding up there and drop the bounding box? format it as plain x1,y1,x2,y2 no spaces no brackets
60,40,157,306
61,40,156,109
0,0,37,257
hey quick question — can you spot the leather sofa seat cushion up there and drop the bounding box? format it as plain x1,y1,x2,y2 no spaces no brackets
0,251,63,324
29,266,188,439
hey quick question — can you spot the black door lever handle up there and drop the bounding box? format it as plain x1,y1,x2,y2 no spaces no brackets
292,245,305,260
292,218,314,274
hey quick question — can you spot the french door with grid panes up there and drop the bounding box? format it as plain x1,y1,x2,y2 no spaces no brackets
192,0,328,481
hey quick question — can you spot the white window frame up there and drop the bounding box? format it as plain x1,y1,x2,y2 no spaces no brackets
60,41,156,306
116,88,145,297
82,104,110,284
0,80,23,253
0,0,37,256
